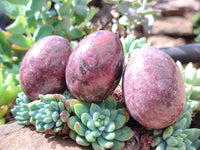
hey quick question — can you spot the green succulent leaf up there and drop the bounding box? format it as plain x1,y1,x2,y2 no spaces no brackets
67,116,80,130
109,109,118,121
114,113,126,130
81,113,92,126
76,135,90,146
182,129,200,142
97,136,114,149
102,132,116,141
163,126,174,140
166,136,178,147
115,126,134,141
85,130,96,142
69,130,78,141
111,140,125,150
90,103,101,116
92,141,105,150
74,121,87,136
105,121,115,132
74,103,90,119
60,110,70,122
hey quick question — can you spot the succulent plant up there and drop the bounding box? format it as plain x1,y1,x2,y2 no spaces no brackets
65,96,134,150
27,93,70,134
0,105,8,125
176,61,200,102
120,34,150,66
11,92,31,125
11,91,75,134
151,101,200,150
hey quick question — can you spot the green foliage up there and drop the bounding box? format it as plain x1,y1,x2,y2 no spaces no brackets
66,96,134,150
1,0,98,49
192,11,200,42
120,34,150,66
11,92,31,125
176,61,200,102
104,0,160,36
152,102,200,150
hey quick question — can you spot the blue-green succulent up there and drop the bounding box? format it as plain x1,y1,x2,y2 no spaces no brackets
11,92,31,125
151,101,200,150
65,96,134,150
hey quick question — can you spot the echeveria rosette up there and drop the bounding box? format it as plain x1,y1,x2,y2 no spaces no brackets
65,96,134,150
11,92,31,125
151,102,200,150
28,93,70,134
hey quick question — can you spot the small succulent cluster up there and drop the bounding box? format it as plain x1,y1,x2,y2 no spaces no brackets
28,94,70,134
11,92,73,134
11,92,31,125
65,96,134,150
177,61,200,102
151,102,200,150
120,34,150,66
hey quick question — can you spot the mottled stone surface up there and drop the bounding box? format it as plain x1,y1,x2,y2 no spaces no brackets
0,121,91,150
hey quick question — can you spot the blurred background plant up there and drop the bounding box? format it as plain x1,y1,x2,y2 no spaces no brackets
192,10,200,42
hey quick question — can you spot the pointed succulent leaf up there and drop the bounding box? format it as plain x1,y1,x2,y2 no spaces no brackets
67,116,80,130
69,130,78,141
58,101,65,111
182,129,200,142
92,141,105,150
105,121,115,132
104,117,110,126
163,126,173,140
69,99,90,113
43,117,53,123
28,101,40,111
36,122,45,131
93,112,100,122
74,121,87,136
166,146,179,150
166,136,178,146
101,109,110,117
81,113,92,126
60,110,70,122
115,126,134,141
156,142,165,150
53,94,66,102
102,132,116,140
104,96,118,109
183,138,192,147
18,120,30,125
118,108,130,123
44,104,55,111
172,118,187,131
87,119,95,130
56,118,63,127
85,130,96,142
152,136,163,147
50,101,59,111
191,139,200,149
187,146,196,150
44,122,54,130
76,135,90,146
52,111,59,122
184,62,197,84
35,113,43,122
74,103,89,119
97,136,114,149
110,109,118,121
173,129,183,137
90,103,101,116
54,126,62,132
111,140,125,150
114,114,126,130
190,86,200,100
